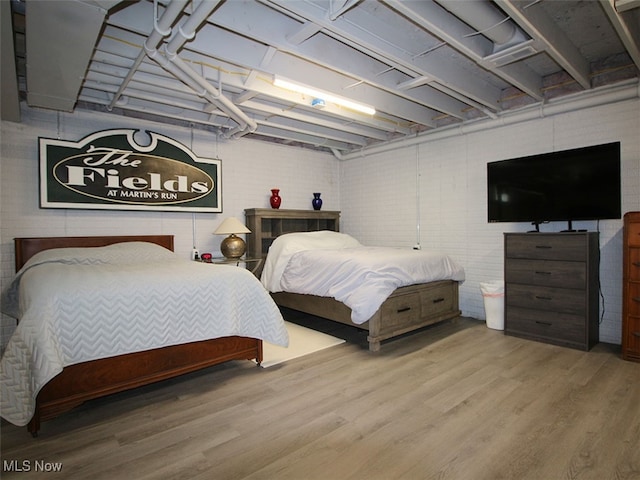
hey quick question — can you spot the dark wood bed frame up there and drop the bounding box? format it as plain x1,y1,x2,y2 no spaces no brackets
13,235,262,436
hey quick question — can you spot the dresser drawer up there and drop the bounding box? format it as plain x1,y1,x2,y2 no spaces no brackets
506,306,586,345
623,315,640,359
626,283,640,316
627,222,640,247
505,259,585,288
380,292,422,328
506,234,586,261
507,284,585,315
628,248,640,282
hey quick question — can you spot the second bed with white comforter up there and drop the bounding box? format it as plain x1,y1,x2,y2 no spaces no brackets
261,231,465,324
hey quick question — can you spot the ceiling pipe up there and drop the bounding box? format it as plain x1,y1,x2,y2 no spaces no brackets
120,0,256,138
435,0,528,52
162,51,258,136
164,0,224,56
109,0,188,111
333,79,640,160
159,0,257,138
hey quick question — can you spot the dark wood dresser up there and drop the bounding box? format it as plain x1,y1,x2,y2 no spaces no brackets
504,232,599,350
623,212,640,362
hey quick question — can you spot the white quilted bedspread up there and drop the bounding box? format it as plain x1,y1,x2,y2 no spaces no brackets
0,242,288,426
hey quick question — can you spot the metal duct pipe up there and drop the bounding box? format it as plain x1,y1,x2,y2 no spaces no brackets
145,0,190,52
435,0,527,50
109,0,188,110
164,52,257,135
165,0,224,56
143,0,257,138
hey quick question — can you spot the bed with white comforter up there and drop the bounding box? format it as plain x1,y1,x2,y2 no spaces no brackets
1,241,288,428
262,231,465,350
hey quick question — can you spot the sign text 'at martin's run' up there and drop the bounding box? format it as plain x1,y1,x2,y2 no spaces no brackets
40,129,222,212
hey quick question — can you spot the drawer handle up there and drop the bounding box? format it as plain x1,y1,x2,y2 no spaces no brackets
535,320,553,326
633,262,640,267
633,297,640,303
397,307,411,313
432,297,445,304
633,331,640,338
535,271,552,276
535,296,552,301
535,245,552,249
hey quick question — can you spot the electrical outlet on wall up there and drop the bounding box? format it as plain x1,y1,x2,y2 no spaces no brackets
191,248,200,261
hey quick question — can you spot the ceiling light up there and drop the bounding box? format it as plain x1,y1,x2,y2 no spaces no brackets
273,76,375,115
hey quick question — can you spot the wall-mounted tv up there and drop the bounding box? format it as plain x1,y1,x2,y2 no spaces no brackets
487,142,621,230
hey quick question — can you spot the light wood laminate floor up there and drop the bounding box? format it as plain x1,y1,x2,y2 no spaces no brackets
1,314,639,480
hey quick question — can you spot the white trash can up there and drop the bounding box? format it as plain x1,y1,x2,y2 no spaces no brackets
480,280,504,330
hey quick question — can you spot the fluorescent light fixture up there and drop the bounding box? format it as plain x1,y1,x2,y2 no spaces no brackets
273,76,375,115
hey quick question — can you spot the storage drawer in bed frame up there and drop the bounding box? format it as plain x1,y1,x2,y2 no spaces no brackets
272,280,460,351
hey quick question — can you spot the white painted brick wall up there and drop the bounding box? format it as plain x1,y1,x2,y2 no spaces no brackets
2,97,638,348
1,106,340,348
341,98,640,345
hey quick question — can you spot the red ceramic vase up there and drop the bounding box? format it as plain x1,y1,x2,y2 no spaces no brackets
270,189,281,209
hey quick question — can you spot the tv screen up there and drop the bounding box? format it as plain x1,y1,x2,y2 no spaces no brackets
487,142,621,225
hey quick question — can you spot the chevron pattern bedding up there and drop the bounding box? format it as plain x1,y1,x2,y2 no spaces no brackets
0,242,288,426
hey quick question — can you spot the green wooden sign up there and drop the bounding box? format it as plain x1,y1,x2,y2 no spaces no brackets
40,129,222,212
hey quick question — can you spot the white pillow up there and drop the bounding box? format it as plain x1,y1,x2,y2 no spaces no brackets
2,242,178,319
261,231,361,292
21,241,176,271
271,231,361,251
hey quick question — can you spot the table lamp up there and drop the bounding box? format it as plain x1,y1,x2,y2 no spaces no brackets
214,217,251,259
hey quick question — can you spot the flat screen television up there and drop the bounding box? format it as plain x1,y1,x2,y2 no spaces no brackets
487,142,621,230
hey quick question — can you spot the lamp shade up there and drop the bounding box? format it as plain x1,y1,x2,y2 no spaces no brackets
214,217,251,235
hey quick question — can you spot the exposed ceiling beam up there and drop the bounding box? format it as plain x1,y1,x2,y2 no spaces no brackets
615,0,640,12
200,1,452,123
264,0,503,113
600,0,640,70
495,0,591,90
105,1,442,129
384,0,543,101
86,45,389,149
12,0,638,155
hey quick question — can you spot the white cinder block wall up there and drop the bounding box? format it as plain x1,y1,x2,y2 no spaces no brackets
341,97,640,345
0,106,340,348
2,96,639,349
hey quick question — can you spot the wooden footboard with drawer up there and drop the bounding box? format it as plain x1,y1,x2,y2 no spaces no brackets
272,280,460,351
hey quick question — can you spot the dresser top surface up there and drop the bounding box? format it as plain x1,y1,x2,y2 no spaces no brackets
504,231,598,236
244,208,340,218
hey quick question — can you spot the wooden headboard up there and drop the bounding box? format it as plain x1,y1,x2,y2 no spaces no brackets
14,235,175,271
244,208,341,258
244,208,341,277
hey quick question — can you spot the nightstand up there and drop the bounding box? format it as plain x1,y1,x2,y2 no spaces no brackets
208,256,263,276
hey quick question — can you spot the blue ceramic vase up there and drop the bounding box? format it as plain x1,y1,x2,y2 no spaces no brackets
312,193,323,210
